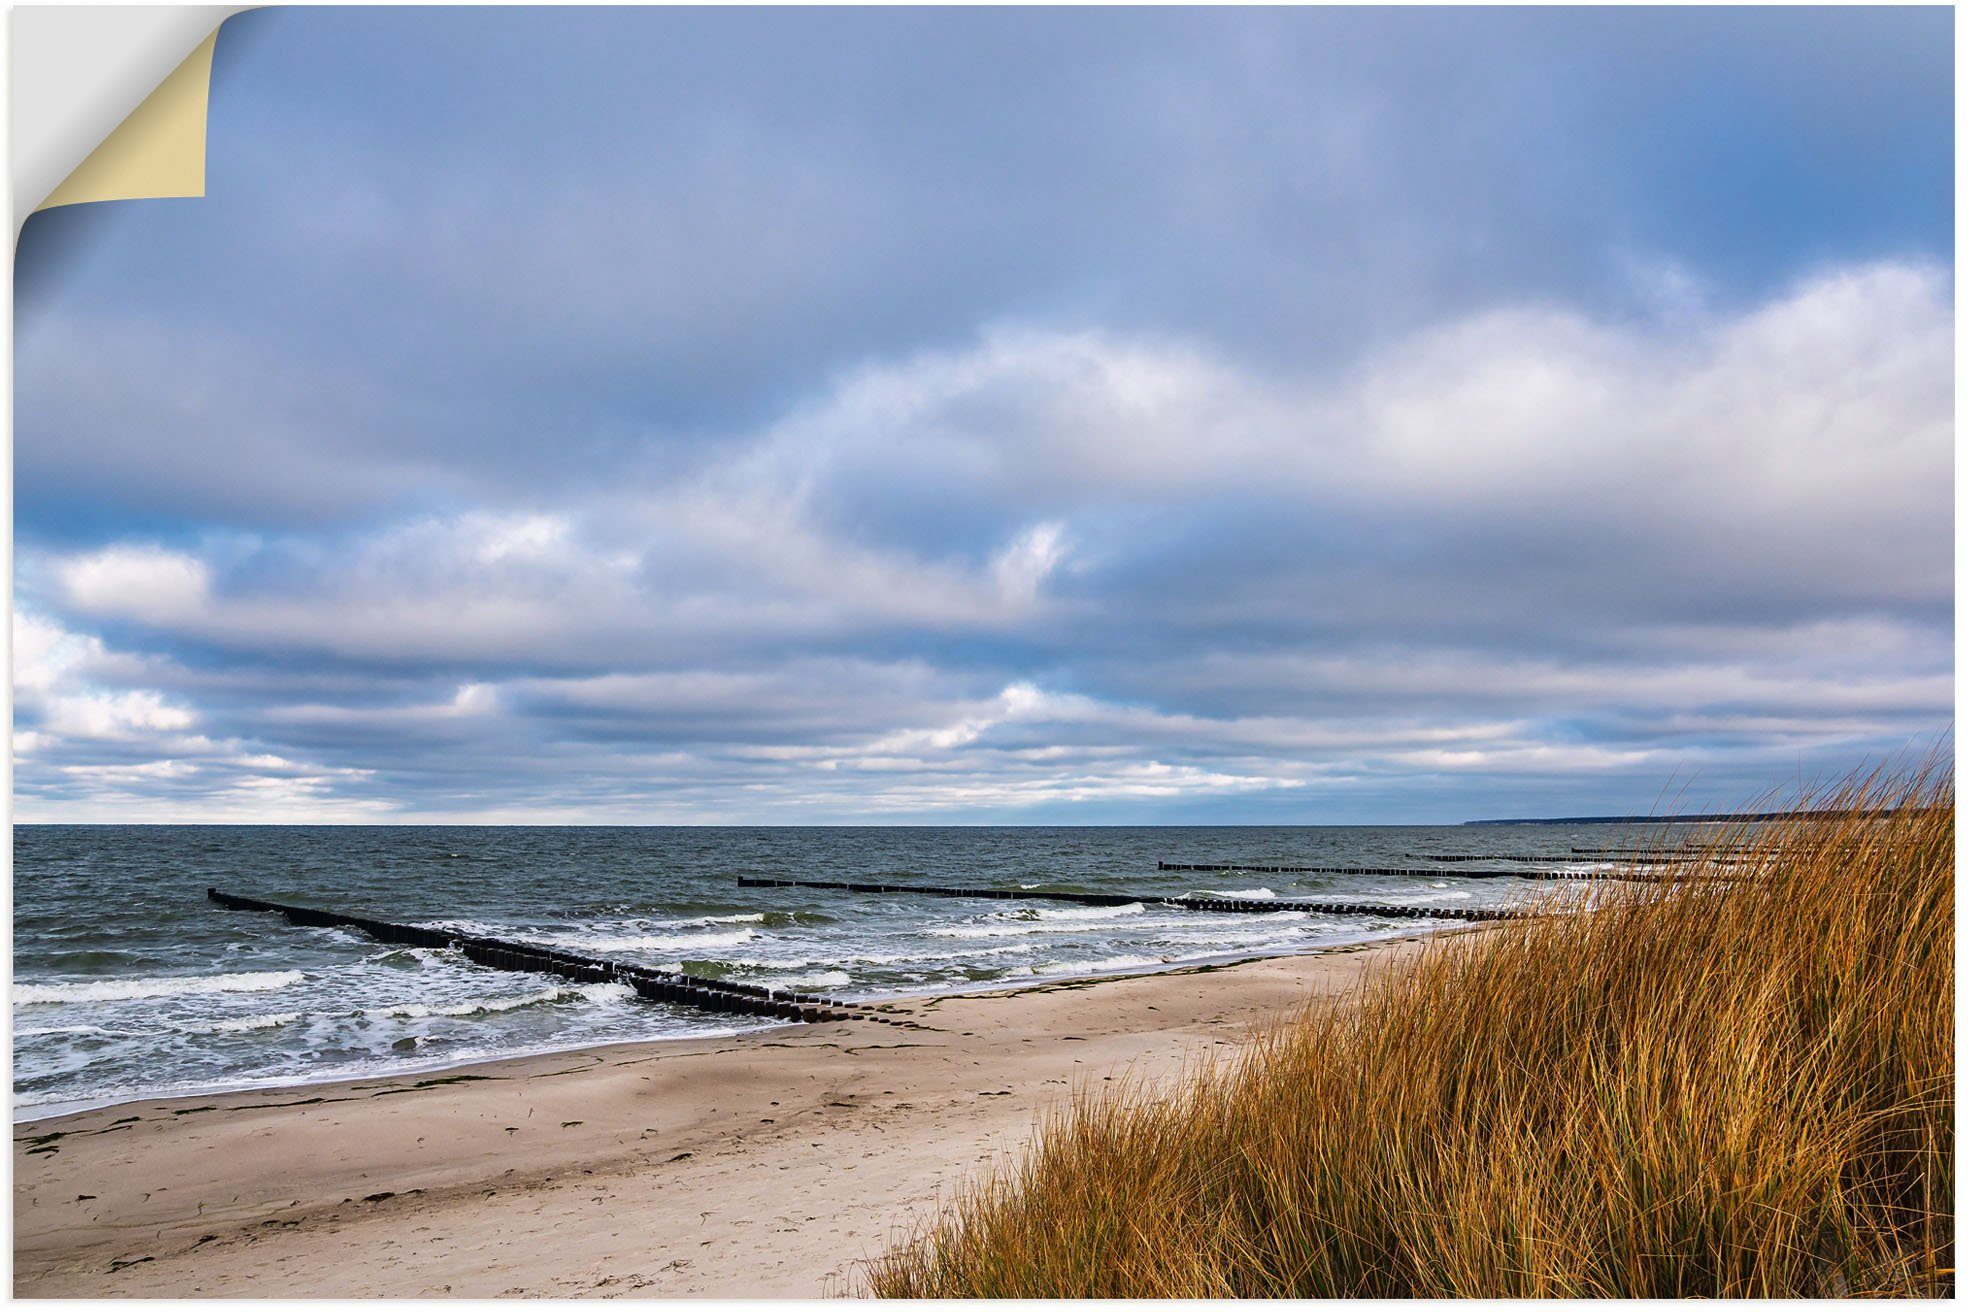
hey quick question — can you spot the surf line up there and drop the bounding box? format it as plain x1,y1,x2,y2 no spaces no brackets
735,877,1526,922
205,889,903,1027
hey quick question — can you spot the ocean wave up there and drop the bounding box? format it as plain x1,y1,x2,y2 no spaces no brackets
543,927,760,953
15,970,305,1006
170,1011,303,1036
367,980,630,1021
842,942,1037,965
1034,954,1167,976
1197,888,1276,899
1031,902,1145,921
15,1023,118,1038
721,941,1035,971
1369,890,1475,905
11,1014,764,1118
436,915,767,955
777,970,852,990
928,911,1189,940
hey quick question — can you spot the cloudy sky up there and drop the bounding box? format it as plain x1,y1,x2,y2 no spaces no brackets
13,7,1953,824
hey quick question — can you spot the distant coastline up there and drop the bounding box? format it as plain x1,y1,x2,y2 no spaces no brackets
1463,806,1939,826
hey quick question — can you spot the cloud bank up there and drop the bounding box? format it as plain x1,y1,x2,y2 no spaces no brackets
12,8,1951,822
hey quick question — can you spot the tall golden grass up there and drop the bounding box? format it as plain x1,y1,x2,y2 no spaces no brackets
868,770,1954,1297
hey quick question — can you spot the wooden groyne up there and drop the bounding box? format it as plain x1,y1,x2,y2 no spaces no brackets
206,889,899,1026
736,876,1523,922
1158,861,1526,878
1403,852,1573,863
1416,857,1755,865
1156,860,1720,884
1568,847,1763,861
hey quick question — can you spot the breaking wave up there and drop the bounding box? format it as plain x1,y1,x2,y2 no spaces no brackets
15,971,305,1006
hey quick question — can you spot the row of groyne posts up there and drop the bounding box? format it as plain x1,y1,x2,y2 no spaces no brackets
206,889,902,1028
211,851,1743,1031
735,876,1526,922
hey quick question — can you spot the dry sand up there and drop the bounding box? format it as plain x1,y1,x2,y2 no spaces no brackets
15,935,1443,1297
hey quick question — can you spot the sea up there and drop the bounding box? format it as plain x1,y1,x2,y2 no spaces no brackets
13,823,1685,1119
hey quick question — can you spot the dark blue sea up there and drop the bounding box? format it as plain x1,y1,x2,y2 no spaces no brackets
14,823,1684,1117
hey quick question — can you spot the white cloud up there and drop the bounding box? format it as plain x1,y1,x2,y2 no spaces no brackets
451,682,497,714
991,521,1071,606
60,759,200,781
469,512,571,563
32,262,1948,665
41,689,196,739
13,611,105,692
14,261,1951,821
59,546,211,623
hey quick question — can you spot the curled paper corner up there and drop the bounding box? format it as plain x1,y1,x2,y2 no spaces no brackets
13,6,250,236
36,29,220,215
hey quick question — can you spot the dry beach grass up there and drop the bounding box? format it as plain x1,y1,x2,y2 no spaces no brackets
868,772,1954,1297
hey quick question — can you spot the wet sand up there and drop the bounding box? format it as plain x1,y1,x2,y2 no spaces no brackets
15,934,1445,1297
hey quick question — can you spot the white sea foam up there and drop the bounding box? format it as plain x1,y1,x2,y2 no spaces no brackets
1198,888,1276,899
368,981,629,1021
1034,954,1166,977
779,970,852,990
15,971,305,1006
172,1011,303,1035
929,915,1185,940
1032,902,1145,921
928,904,1188,939
500,921,764,954
722,941,1036,971
15,1023,117,1038
557,927,760,953
1372,890,1474,905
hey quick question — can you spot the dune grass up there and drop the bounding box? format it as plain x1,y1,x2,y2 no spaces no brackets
867,771,1954,1297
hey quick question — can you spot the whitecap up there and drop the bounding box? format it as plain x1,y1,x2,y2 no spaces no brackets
930,920,1139,940
366,981,629,1021
561,927,759,953
929,907,1191,939
1197,888,1276,899
1034,955,1166,976
777,970,852,990
171,1011,303,1036
15,971,305,1006
15,1023,117,1038
1372,890,1474,905
1032,902,1145,921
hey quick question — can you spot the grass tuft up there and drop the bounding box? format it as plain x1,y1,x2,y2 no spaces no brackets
867,768,1953,1297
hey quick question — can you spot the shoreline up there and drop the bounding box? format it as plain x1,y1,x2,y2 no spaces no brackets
14,931,1457,1297
14,925,1440,1127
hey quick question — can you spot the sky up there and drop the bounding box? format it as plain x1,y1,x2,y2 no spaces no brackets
12,6,1954,824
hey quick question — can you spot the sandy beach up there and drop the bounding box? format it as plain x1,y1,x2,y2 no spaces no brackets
14,934,1441,1297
